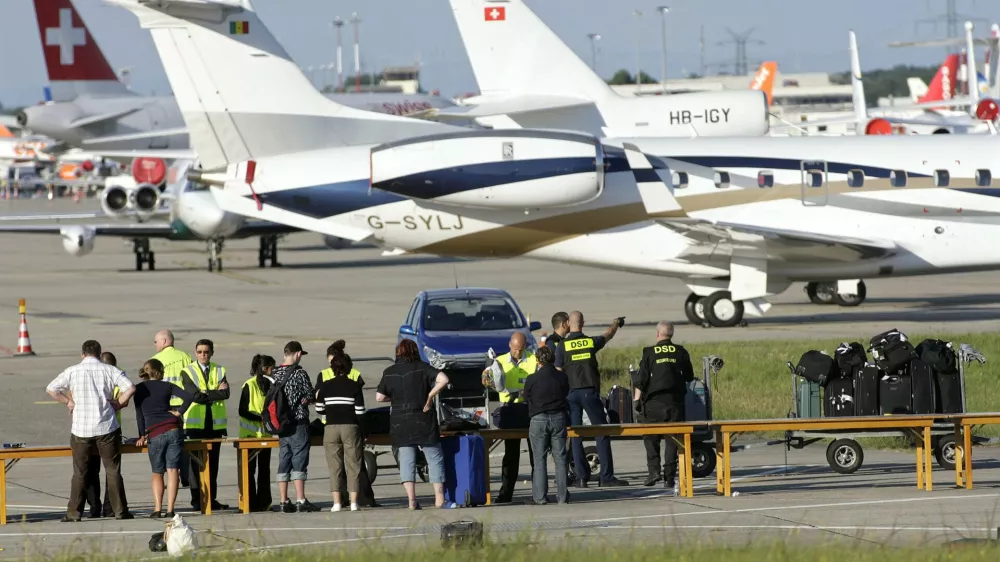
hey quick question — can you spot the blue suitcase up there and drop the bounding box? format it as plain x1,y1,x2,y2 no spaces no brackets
442,434,487,507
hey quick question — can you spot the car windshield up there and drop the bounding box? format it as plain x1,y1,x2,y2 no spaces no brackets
423,297,524,331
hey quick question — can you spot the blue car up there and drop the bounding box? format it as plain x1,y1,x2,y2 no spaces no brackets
398,288,543,374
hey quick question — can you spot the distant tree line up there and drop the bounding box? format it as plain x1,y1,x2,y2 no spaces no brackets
829,64,940,105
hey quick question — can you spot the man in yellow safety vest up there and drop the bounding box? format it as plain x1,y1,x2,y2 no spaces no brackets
483,332,537,503
179,339,230,512
152,330,193,488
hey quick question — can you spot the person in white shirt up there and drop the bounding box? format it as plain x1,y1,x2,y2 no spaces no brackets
46,340,137,522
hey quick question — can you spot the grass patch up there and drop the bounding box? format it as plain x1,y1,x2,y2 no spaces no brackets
595,330,998,434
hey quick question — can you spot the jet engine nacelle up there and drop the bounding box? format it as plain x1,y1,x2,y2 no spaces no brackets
132,182,161,220
101,184,131,217
60,225,96,257
370,130,605,210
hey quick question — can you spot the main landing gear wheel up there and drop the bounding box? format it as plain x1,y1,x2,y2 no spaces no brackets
832,280,867,307
258,235,281,268
684,293,707,326
805,282,836,305
703,291,745,328
207,239,224,272
132,238,155,272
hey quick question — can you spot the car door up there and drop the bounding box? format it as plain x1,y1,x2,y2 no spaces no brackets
398,296,422,346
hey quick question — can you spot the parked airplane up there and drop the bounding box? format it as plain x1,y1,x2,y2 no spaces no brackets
433,0,770,137
111,0,1000,328
16,0,461,153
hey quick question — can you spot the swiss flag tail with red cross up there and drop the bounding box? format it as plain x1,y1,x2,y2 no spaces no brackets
32,0,128,102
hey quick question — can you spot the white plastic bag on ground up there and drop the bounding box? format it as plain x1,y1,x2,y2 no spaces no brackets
164,513,197,557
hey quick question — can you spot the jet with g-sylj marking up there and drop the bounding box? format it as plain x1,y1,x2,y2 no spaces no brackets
110,0,1000,328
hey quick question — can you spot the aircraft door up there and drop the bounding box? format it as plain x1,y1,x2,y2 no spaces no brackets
799,160,828,206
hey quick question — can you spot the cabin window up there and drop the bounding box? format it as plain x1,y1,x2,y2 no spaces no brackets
757,171,774,188
714,171,731,189
976,169,992,187
890,170,907,188
847,169,865,188
671,171,689,189
933,170,950,187
805,170,824,188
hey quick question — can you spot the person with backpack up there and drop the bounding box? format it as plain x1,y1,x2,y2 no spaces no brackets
238,354,276,512
267,341,320,513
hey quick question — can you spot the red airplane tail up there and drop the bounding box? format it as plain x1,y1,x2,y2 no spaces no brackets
918,54,959,104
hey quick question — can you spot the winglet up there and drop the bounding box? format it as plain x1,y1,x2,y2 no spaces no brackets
622,143,685,218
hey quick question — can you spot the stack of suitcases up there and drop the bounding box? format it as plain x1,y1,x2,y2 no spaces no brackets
793,329,964,418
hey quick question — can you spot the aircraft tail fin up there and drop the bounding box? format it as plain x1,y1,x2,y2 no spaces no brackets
107,0,449,172
32,0,130,101
450,0,614,102
848,31,868,125
918,54,959,104
748,61,777,106
0,125,13,138
907,77,929,102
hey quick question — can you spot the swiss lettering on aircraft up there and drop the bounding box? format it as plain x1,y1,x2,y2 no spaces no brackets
668,108,731,125
367,214,465,230
379,101,432,116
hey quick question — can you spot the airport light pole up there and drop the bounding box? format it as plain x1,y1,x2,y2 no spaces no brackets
333,17,344,92
633,9,643,94
587,33,601,73
658,6,669,94
351,12,362,93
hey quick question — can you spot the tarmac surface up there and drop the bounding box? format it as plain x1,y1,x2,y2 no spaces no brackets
2,197,1000,556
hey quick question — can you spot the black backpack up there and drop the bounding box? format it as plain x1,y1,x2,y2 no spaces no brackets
834,342,867,376
915,339,958,375
262,376,294,435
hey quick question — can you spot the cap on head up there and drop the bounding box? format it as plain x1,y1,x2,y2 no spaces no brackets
284,341,308,356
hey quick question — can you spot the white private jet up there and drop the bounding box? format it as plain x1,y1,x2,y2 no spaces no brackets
108,0,1000,328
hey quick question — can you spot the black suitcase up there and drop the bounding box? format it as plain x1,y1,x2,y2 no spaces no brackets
361,407,391,435
824,378,855,417
935,372,964,413
795,350,836,386
854,364,880,416
880,370,913,415
869,329,918,373
606,385,634,424
835,342,867,378
441,520,484,548
909,359,937,415
915,339,959,375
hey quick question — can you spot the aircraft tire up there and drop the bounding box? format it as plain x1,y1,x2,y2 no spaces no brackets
833,280,866,307
684,293,706,325
805,282,836,305
703,291,744,328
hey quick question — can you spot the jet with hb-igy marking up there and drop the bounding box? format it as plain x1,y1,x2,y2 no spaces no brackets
108,0,1000,328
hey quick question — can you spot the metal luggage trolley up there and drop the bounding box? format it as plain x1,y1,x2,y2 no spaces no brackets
577,355,724,480
784,343,987,474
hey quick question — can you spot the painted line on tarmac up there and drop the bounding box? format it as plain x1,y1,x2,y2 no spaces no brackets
633,465,823,499
626,525,996,532
34,401,59,405
583,492,1000,523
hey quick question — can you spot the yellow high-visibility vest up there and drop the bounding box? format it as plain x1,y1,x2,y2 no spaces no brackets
239,377,267,438
496,352,537,404
153,346,193,407
181,362,228,432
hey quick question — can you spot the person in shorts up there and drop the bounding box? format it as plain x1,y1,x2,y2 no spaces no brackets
134,359,194,518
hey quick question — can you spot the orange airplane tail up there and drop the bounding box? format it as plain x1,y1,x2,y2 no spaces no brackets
0,125,13,138
749,61,778,106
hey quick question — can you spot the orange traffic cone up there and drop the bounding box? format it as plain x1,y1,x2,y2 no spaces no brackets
15,299,34,356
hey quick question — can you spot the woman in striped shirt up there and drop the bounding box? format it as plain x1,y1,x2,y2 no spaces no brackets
315,349,366,513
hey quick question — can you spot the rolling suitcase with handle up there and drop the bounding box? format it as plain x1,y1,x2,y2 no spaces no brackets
853,363,880,416
442,434,487,507
909,359,937,415
824,378,855,417
936,372,964,413
879,370,913,415
869,329,918,373
606,385,634,424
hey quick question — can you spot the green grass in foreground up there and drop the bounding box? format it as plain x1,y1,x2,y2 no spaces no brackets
596,330,998,429
41,543,1000,562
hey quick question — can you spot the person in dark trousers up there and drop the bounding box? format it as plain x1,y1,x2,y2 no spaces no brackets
634,321,694,496
80,351,124,518
522,346,570,505
238,354,276,512
134,359,195,518
376,339,455,510
315,351,366,512
179,339,230,512
272,341,320,513
554,311,629,488
46,340,136,522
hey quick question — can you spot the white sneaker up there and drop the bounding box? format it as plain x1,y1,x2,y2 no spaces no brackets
672,483,679,497
331,504,342,512
350,503,359,512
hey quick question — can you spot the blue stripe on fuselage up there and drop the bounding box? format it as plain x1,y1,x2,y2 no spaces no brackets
669,156,931,178
253,179,402,219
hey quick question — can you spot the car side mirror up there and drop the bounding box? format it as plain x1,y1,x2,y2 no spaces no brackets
529,321,542,331
399,325,416,336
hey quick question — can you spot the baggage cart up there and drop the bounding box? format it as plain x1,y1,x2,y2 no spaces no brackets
782,343,986,474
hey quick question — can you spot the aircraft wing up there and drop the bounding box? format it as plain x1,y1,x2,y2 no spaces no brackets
0,209,171,222
228,220,300,238
90,149,198,160
68,107,143,129
81,128,190,148
0,222,175,237
429,95,592,120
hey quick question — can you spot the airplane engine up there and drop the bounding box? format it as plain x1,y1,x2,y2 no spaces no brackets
370,130,605,210
60,226,96,257
101,185,132,217
133,183,161,220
